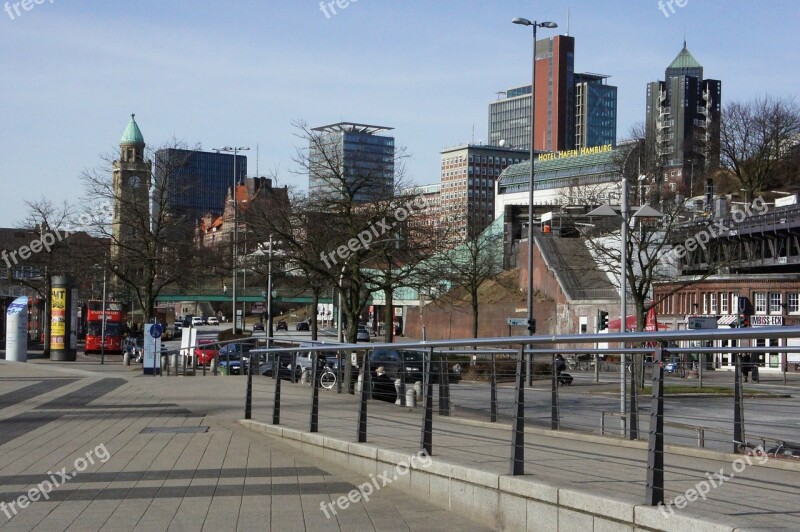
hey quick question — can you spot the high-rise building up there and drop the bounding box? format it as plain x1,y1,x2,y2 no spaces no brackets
308,122,395,203
154,148,247,219
439,144,529,241
645,43,721,183
574,73,617,149
489,35,617,153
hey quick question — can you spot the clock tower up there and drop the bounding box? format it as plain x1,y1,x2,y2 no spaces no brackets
111,114,151,265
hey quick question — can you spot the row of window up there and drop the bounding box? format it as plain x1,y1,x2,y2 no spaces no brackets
661,291,800,316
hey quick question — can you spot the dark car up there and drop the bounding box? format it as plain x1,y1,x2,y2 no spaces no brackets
253,322,265,332
259,353,303,380
276,320,288,331
296,321,310,332
218,342,258,374
368,349,455,384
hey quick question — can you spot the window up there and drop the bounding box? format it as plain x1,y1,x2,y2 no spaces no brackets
754,292,767,314
788,293,799,314
769,292,782,314
730,293,739,314
710,293,717,314
702,293,708,314
720,293,728,314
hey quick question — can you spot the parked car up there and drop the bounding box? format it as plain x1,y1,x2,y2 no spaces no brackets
253,322,265,331
276,320,288,331
356,325,370,342
207,316,219,326
296,321,310,331
191,316,204,327
369,349,455,384
194,339,218,365
260,353,303,380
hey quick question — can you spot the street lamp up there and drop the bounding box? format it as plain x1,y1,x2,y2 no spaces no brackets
588,197,663,439
214,146,250,330
513,16,558,387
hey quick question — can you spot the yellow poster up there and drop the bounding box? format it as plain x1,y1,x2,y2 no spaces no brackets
51,287,66,350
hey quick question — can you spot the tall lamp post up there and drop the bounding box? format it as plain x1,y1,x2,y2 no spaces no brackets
513,17,558,387
214,146,250,330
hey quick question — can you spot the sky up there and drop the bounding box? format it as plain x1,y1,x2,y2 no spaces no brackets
1,0,799,226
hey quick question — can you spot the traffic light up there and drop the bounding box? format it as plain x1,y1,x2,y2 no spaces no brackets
528,318,536,334
738,314,750,328
598,310,609,331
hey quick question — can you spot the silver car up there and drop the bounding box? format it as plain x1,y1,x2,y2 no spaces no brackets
356,325,370,342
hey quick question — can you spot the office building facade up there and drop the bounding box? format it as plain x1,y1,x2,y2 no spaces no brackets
308,122,395,203
489,35,617,153
440,144,529,240
645,43,721,183
154,149,247,219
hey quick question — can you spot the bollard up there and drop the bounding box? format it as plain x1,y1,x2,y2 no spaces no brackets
163,355,169,377
210,357,217,375
192,355,197,376
394,379,403,406
356,372,363,393
406,387,416,408
170,353,177,375
182,354,188,375
414,381,422,398
123,352,131,366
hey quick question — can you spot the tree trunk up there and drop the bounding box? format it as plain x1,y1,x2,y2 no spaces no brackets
310,289,319,341
384,286,394,344
471,289,479,338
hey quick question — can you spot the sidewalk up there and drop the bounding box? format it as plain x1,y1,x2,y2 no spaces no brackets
0,359,488,531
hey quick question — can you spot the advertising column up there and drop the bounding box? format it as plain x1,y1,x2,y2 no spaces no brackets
5,296,29,362
50,276,76,361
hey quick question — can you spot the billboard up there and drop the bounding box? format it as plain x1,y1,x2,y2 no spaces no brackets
50,287,67,350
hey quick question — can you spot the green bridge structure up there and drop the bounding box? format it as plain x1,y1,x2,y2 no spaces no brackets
154,287,334,304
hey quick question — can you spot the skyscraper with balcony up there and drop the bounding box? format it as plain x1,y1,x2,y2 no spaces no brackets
308,122,395,203
645,43,721,183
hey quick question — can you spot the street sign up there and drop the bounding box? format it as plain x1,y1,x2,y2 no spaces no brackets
150,323,163,338
507,318,527,327
687,316,717,329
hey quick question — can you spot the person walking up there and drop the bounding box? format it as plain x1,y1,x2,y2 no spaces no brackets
741,353,751,382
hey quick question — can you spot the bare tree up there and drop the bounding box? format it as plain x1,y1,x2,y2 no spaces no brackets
80,142,215,322
433,215,503,338
720,95,800,197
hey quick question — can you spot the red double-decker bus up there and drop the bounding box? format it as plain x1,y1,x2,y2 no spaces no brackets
85,300,126,353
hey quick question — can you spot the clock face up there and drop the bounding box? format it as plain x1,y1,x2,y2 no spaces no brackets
129,175,142,189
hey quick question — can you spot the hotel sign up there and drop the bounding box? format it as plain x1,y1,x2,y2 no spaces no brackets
537,143,613,162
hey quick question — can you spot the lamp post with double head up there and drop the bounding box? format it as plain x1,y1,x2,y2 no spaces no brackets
513,17,558,387
214,146,250,330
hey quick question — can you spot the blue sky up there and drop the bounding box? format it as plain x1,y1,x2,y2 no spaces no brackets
1,0,798,226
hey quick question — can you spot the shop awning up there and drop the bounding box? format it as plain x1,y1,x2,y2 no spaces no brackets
717,315,738,326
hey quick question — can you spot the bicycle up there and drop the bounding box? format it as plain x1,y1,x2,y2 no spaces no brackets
320,366,336,390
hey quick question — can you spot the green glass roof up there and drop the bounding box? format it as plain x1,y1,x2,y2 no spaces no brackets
120,113,144,145
668,44,702,70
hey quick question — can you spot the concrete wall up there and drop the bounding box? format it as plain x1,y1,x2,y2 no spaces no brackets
240,420,732,532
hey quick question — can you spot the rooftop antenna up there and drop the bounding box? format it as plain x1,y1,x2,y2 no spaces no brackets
567,7,571,36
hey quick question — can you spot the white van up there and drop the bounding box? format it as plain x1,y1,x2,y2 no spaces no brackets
191,316,204,326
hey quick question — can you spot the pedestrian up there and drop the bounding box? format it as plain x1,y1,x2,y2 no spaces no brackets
750,354,760,383
371,366,396,403
741,353,751,382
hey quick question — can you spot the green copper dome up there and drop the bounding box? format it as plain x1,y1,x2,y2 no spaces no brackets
120,113,145,145
668,43,702,70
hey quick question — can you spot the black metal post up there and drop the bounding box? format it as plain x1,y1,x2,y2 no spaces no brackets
245,354,253,420
398,351,407,407
733,353,745,453
551,353,559,430
510,345,525,475
336,351,343,394
272,353,281,425
490,353,497,423
629,357,638,440
291,352,297,384
437,356,448,415
420,347,434,456
310,352,319,433
645,345,665,506
357,352,370,442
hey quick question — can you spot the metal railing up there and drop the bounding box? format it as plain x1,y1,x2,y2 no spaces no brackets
238,326,800,508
